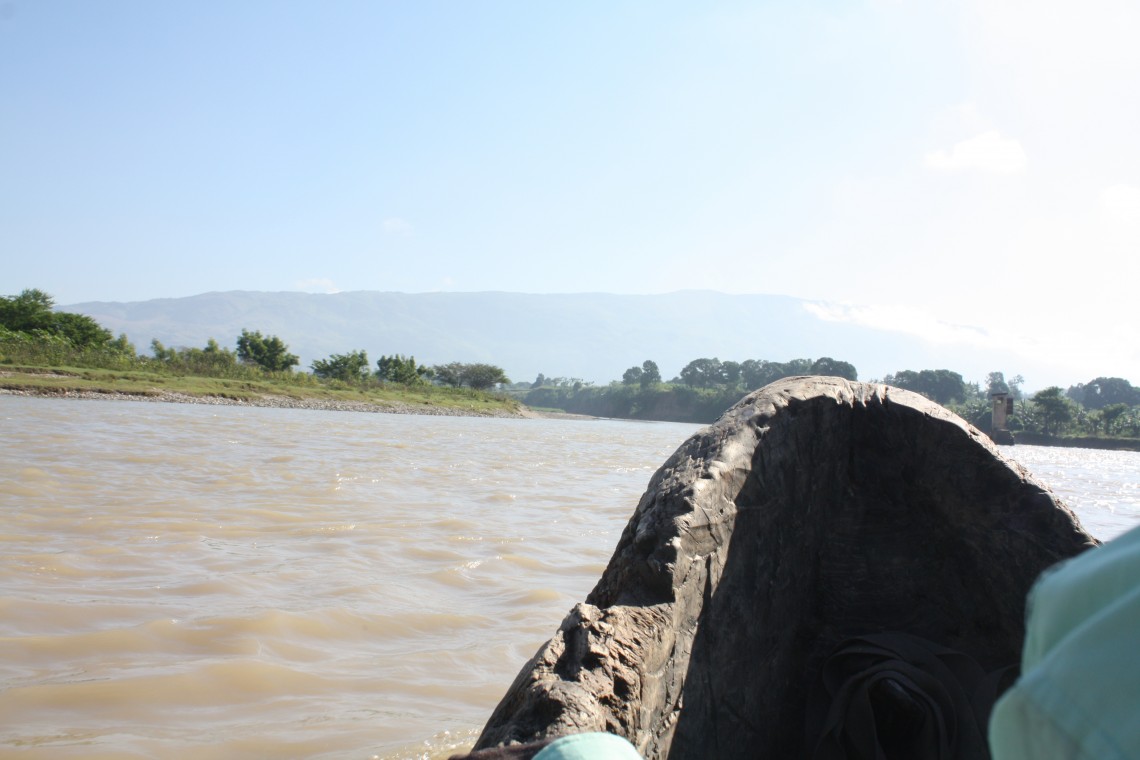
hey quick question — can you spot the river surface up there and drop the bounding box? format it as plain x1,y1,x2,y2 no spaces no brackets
2,396,1138,759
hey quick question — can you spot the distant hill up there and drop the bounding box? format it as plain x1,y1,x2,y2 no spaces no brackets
64,290,1034,386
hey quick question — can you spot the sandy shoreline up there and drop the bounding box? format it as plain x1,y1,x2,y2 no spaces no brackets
0,386,594,420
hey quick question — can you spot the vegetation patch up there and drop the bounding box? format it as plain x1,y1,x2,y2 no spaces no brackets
1,289,521,417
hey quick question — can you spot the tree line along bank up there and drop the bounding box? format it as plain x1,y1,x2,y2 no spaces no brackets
0,288,508,392
4,288,1139,439
521,359,1140,439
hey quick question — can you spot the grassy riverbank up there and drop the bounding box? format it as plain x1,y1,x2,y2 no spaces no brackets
1012,431,1140,452
0,365,528,417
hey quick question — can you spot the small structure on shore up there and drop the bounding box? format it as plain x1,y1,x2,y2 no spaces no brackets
990,391,1016,445
464,377,1095,760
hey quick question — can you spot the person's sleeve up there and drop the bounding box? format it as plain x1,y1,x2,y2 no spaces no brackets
989,525,1140,760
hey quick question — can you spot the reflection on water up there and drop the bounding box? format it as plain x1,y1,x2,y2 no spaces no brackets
1,397,1137,758
1001,444,1140,540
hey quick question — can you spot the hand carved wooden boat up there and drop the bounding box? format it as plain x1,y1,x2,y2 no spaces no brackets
465,378,1096,759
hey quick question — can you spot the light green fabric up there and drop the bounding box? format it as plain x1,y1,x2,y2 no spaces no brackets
989,524,1140,760
532,733,642,760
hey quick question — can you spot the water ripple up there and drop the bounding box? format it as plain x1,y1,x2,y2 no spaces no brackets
3,397,1138,758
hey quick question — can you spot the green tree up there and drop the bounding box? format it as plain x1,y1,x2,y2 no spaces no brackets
720,360,742,386
0,288,55,332
1032,386,1076,436
236,329,299,372
738,358,823,390
460,363,509,390
680,358,723,388
47,311,112,348
1101,403,1130,436
183,338,236,371
429,362,509,390
1084,409,1103,436
1009,375,1025,400
0,288,112,349
1067,377,1140,410
782,358,814,376
640,360,662,389
432,362,464,387
1123,408,1140,438
377,354,429,385
884,369,966,404
622,365,644,385
107,333,136,357
312,349,371,382
150,337,238,373
741,359,783,389
150,338,179,363
810,356,858,381
986,371,1010,396
884,370,917,390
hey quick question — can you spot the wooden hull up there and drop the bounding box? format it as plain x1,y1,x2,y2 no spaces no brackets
471,378,1096,759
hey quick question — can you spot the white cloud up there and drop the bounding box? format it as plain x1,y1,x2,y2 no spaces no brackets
296,278,340,294
382,217,414,236
923,130,1027,174
801,300,1140,391
1101,184,1140,222
803,301,1002,348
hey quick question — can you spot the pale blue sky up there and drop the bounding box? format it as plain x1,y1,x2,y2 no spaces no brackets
2,1,1139,385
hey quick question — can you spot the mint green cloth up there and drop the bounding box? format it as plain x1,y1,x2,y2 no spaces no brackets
532,733,642,760
989,524,1140,759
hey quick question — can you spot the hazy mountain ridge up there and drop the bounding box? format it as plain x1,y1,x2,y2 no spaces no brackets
65,290,1031,387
